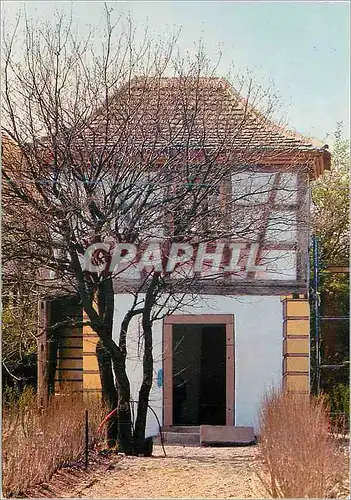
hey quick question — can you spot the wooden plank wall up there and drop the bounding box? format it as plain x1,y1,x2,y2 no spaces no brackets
282,296,310,391
52,298,102,394
82,309,102,393
54,298,83,393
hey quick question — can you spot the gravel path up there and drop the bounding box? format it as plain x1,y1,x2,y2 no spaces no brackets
77,445,269,499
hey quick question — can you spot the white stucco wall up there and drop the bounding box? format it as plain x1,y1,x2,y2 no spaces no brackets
113,293,283,436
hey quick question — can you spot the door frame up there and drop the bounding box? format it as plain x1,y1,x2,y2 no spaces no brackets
163,314,235,426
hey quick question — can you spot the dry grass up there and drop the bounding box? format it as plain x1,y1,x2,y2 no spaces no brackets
258,389,350,498
2,386,106,497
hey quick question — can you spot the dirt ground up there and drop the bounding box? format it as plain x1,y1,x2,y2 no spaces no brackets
24,439,350,499
23,442,350,499
74,445,269,499
28,444,267,498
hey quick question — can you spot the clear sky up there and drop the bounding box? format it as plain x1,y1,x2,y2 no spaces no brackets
2,1,350,143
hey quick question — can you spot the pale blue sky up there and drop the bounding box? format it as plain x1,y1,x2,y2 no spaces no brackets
3,1,350,143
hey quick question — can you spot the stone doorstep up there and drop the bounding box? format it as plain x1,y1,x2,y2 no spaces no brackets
200,425,256,446
153,425,256,447
154,431,200,446
162,426,200,433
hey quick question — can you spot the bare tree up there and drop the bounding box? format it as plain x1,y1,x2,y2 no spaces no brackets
2,6,313,454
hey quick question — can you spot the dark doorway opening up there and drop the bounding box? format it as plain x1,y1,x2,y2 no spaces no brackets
172,324,226,425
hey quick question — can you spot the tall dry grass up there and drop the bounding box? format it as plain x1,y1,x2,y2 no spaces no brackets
2,386,106,497
258,389,349,498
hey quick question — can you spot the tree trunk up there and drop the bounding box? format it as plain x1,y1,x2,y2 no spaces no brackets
134,319,153,454
134,276,158,455
69,248,135,454
97,277,135,453
112,357,134,455
96,340,118,448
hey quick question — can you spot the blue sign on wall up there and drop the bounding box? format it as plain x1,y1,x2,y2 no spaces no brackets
157,368,163,388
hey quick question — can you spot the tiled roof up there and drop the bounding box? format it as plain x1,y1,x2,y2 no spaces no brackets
2,78,330,178
86,77,330,170
1,133,27,178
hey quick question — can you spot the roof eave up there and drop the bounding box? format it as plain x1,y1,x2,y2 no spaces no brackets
311,149,331,180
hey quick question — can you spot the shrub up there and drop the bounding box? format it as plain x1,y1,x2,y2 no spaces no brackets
258,389,349,498
2,387,105,497
325,383,350,434
3,384,36,411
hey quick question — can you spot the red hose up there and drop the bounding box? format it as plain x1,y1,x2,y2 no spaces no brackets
97,407,117,432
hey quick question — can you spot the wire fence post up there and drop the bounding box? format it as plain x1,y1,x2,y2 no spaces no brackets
84,409,89,470
313,235,321,394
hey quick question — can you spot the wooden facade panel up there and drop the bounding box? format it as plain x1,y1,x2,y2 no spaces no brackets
83,337,99,353
60,327,81,338
82,320,100,390
57,358,83,370
59,336,83,348
59,332,81,338
55,369,83,381
285,319,309,336
283,337,309,355
282,297,310,393
283,374,309,392
59,347,83,358
284,356,309,373
83,355,99,372
82,311,96,334
286,300,309,317
82,326,95,335
83,372,101,390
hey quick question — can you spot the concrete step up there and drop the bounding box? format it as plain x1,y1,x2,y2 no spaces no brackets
162,426,200,434
155,431,200,446
200,425,256,446
153,425,257,447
